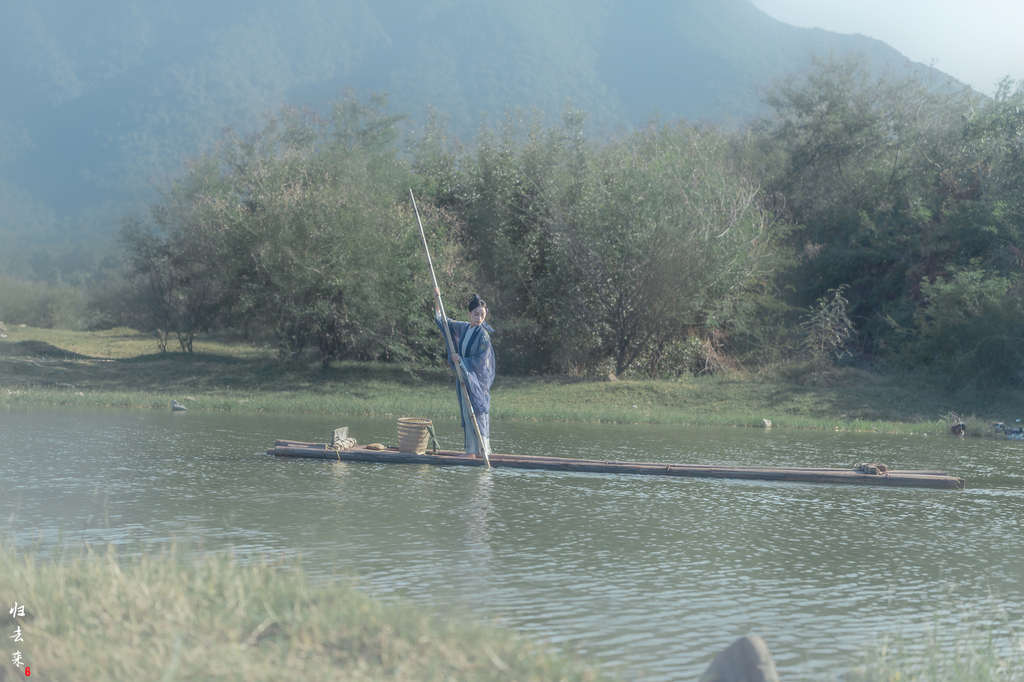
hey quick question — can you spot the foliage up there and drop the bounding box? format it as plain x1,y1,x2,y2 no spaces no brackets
0,276,88,330
409,109,793,376
465,109,587,373
117,211,224,353
211,96,416,363
754,57,1024,386
801,285,855,364
545,119,790,375
758,53,983,351
959,79,1024,229
626,330,734,380
119,94,443,365
906,267,1024,388
410,107,584,373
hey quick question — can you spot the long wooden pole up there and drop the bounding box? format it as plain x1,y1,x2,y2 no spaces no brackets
410,189,491,468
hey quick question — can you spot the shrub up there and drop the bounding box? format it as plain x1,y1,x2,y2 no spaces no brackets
0,276,88,330
907,267,1024,388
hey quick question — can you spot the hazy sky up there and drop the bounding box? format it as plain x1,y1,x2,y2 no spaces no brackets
750,0,1023,94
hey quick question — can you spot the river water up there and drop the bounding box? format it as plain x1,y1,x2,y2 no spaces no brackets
2,405,1022,680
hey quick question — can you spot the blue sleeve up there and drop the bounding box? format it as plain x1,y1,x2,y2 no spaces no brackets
460,330,494,415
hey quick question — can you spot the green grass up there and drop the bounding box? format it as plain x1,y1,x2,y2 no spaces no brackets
847,600,1023,682
0,541,612,682
2,326,1023,435
4,541,1020,682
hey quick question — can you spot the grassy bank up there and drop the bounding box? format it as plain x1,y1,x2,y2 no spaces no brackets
2,326,1023,435
0,541,612,681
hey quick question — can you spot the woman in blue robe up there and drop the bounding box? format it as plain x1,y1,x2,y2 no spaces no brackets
434,289,495,456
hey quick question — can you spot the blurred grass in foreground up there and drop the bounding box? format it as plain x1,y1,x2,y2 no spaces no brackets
3,540,1020,681
0,541,612,682
848,600,1023,682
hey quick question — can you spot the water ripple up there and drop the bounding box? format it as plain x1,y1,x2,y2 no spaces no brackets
2,407,1022,680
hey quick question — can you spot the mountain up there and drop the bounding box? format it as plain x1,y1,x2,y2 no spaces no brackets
0,0,958,251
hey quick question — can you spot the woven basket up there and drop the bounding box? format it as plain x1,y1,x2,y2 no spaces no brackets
397,417,432,454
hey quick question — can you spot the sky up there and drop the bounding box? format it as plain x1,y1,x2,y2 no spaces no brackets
749,0,1023,95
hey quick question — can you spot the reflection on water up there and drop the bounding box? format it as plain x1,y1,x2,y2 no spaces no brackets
2,405,1023,680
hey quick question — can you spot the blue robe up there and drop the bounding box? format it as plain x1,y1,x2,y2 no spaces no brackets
436,312,495,453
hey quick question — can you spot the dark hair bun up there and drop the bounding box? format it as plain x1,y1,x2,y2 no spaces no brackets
468,294,486,312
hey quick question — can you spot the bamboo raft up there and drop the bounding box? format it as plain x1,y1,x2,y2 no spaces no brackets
267,439,965,490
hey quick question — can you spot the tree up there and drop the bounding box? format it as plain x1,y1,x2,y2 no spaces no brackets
908,267,1024,388
758,52,978,352
546,120,788,375
464,109,587,372
122,93,434,365
956,78,1024,260
408,107,589,373
119,217,197,352
119,155,232,354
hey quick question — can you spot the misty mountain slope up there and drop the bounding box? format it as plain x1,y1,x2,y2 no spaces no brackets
0,0,953,242
312,0,628,140
596,0,928,123
0,0,388,212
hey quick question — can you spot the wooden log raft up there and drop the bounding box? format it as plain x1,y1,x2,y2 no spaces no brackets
267,440,965,490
